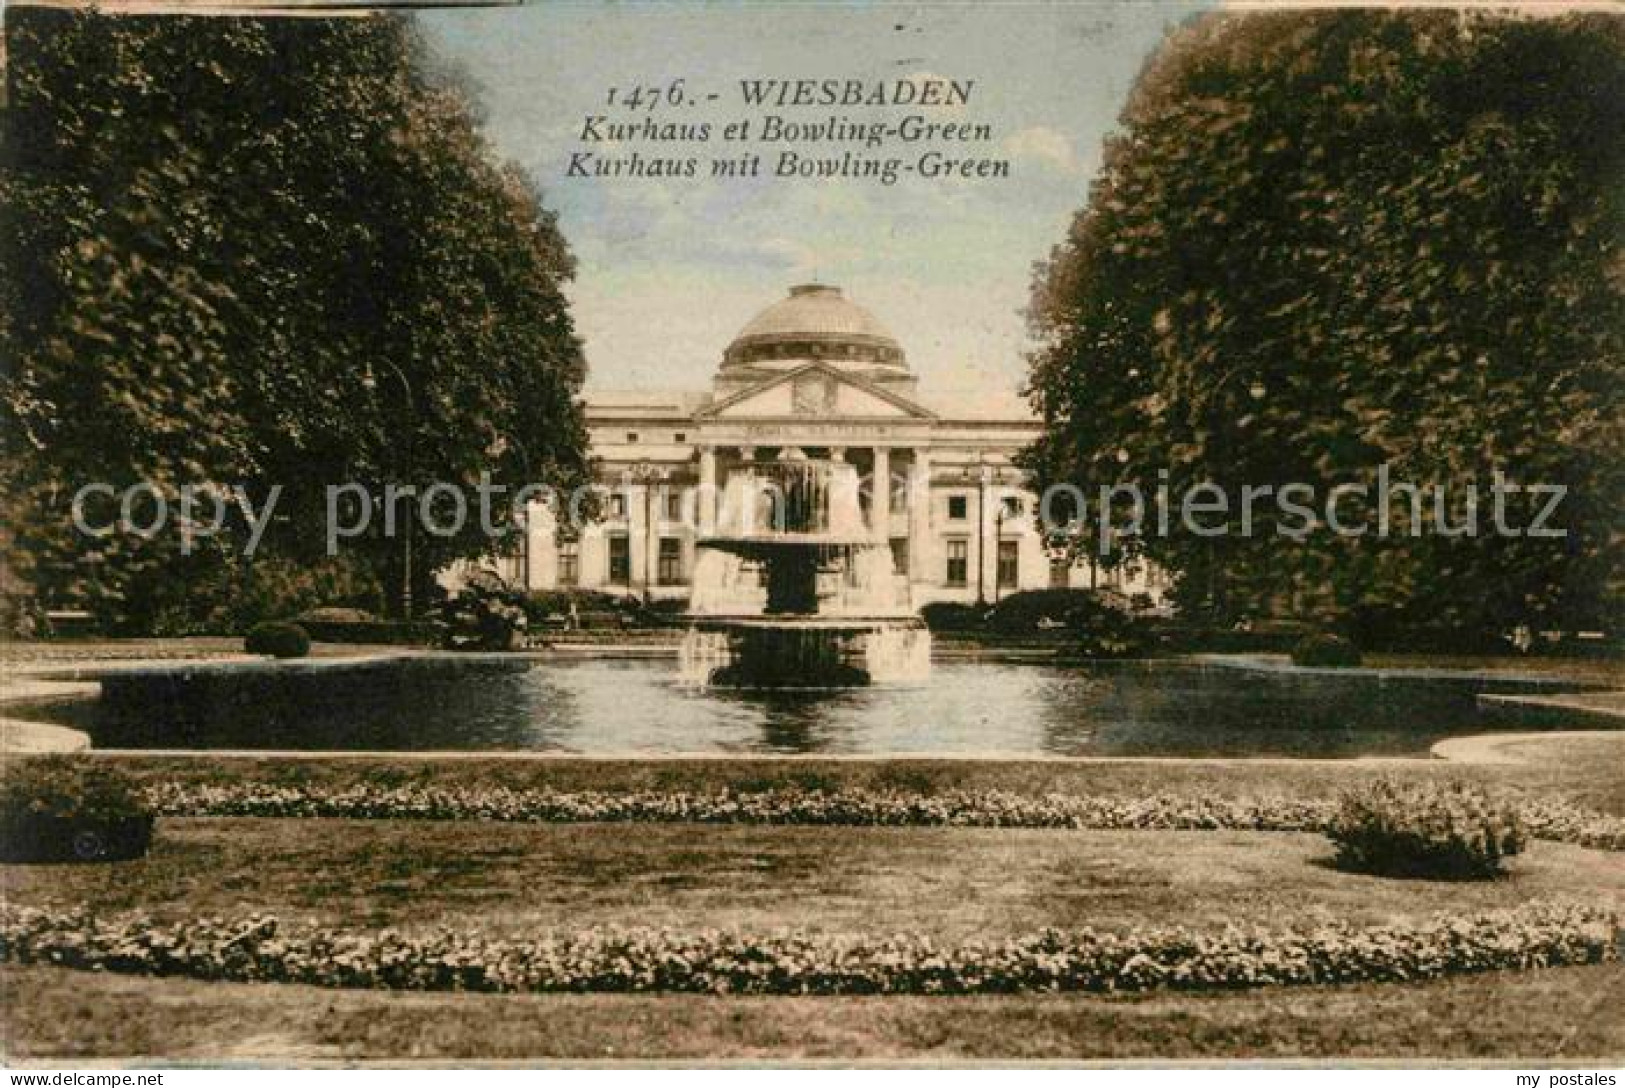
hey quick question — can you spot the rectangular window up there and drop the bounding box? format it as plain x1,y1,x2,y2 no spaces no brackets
1049,555,1071,589
558,541,580,587
674,432,687,444
657,538,684,585
997,540,1019,589
607,492,627,519
626,432,639,444
945,539,968,587
607,534,631,585
1001,495,1022,518
663,489,683,522
948,494,968,521
889,538,909,577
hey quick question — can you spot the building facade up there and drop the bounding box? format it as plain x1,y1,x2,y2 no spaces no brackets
510,284,1166,608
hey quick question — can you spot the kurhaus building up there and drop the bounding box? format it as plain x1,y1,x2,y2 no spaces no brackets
508,285,1166,608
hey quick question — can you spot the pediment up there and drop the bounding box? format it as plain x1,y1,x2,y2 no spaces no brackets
699,363,934,421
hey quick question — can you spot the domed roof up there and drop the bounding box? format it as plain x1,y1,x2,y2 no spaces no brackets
723,285,906,372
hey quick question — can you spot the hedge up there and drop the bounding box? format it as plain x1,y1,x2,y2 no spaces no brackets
0,902,1612,995
137,783,1625,850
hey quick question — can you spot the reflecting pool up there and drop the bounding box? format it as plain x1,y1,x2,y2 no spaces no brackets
69,656,1594,758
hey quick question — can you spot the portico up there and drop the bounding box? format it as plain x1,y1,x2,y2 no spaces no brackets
516,285,1168,609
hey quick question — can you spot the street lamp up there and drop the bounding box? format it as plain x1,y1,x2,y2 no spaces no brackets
364,360,417,619
627,462,663,606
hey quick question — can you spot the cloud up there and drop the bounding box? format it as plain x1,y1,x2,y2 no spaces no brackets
1002,126,1082,175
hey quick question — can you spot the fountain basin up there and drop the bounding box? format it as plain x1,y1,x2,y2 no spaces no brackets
680,617,930,689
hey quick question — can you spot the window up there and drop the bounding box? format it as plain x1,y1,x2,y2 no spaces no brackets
674,432,687,444
557,541,580,587
607,492,627,519
997,540,1019,589
945,539,968,587
1049,555,1071,589
607,534,631,585
663,489,683,522
890,539,909,577
626,432,639,444
1001,495,1022,518
947,494,968,521
657,538,684,585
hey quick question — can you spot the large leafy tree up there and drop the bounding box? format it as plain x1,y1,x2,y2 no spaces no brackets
1026,11,1624,641
2,8,590,630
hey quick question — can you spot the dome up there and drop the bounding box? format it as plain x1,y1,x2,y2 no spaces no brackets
722,285,906,374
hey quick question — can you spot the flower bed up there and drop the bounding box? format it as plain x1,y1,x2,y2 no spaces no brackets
137,782,1625,850
0,902,1613,995
142,783,1329,831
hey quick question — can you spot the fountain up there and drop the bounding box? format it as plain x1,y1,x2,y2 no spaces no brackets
680,448,931,687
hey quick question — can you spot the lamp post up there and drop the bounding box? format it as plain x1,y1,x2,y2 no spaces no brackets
365,360,417,619
628,462,662,606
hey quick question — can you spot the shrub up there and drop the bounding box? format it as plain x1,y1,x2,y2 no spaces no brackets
523,588,626,623
0,902,1612,995
0,758,153,863
920,602,985,631
243,621,311,659
1291,632,1362,667
298,606,377,624
986,589,1137,635
438,571,529,651
0,758,147,823
1327,780,1527,879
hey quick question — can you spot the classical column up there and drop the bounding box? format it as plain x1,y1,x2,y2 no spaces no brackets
644,476,663,593
871,446,891,540
908,448,933,587
526,498,556,589
627,477,648,595
738,447,756,536
697,445,717,536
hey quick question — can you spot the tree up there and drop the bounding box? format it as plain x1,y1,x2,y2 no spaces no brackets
1025,10,1625,643
1,9,590,631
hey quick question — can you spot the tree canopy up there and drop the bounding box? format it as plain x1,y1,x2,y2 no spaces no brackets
2,8,590,631
1025,10,1624,642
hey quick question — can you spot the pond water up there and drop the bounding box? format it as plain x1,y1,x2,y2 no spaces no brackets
70,656,1582,758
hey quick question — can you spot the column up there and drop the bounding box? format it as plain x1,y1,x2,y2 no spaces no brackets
525,498,556,589
908,448,933,589
643,475,664,594
697,445,717,536
627,479,648,596
871,446,891,540
737,446,756,535
977,462,993,604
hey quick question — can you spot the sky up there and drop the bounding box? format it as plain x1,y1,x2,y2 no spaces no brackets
419,1,1211,395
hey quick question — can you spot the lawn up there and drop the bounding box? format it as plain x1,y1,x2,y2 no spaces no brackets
4,962,1621,1061
3,810,1624,1060
8,820,1623,940
4,698,1623,1061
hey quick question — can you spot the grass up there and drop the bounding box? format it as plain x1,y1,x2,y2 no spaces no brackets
1359,653,1623,687
7,820,1623,940
4,962,1622,1061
